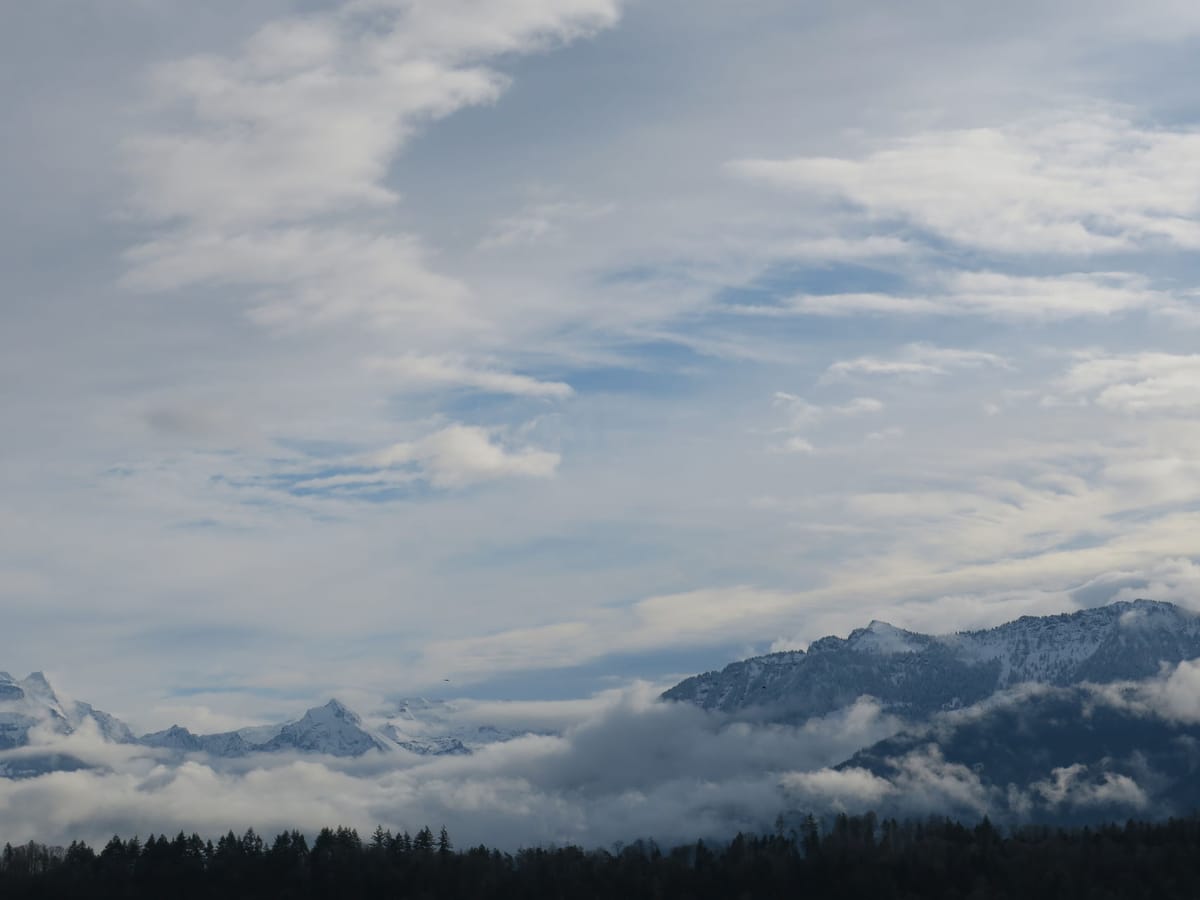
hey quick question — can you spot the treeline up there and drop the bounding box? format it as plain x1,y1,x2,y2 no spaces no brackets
5,813,1200,898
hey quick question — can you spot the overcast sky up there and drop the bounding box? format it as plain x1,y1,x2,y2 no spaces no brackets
5,0,1200,732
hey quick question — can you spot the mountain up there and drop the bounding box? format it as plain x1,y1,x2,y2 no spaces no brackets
663,600,1200,721
832,682,1200,824
0,671,134,749
382,697,525,753
143,700,418,758
0,670,484,769
259,700,393,756
140,724,253,756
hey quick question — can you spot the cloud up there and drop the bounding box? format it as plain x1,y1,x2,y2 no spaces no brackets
127,1,622,230
783,745,994,820
0,686,900,851
730,112,1200,254
367,354,573,398
369,425,560,488
481,199,617,249
124,227,475,335
1093,659,1200,725
824,343,1010,381
123,0,623,339
780,767,895,812
1029,764,1149,810
738,272,1178,322
772,393,883,428
767,393,883,453
1052,352,1200,413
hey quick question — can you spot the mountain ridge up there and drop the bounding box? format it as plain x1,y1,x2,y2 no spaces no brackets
662,599,1200,720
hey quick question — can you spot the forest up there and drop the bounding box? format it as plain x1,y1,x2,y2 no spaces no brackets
4,813,1200,898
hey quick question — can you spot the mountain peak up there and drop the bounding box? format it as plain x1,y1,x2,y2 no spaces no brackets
847,620,924,655
664,601,1200,718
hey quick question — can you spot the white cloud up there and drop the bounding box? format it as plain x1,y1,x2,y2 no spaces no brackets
768,393,883,453
1054,352,1200,413
824,343,1010,380
772,393,883,427
747,272,1178,322
369,425,561,488
123,0,623,339
125,227,475,334
1030,764,1148,810
731,112,1200,254
127,1,622,229
367,354,573,398
781,766,895,811
0,685,899,851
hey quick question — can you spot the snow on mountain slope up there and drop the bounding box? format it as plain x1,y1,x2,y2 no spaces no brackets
259,699,393,756
663,600,1200,721
0,671,135,749
382,697,526,752
142,700,394,758
140,724,253,756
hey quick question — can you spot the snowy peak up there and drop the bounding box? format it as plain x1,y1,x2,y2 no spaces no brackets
141,699,392,758
381,697,528,751
259,699,393,757
663,601,1200,720
141,724,204,752
2,678,501,770
846,620,927,655
0,671,135,749
948,600,1200,687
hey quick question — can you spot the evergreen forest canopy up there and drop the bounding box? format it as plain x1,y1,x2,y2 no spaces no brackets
5,814,1200,899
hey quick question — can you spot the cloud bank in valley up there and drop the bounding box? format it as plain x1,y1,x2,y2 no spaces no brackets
0,688,901,850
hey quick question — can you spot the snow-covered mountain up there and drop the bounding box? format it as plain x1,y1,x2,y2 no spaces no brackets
143,700,425,758
260,700,394,755
663,600,1200,721
0,670,490,766
382,697,524,754
140,697,526,759
0,671,134,749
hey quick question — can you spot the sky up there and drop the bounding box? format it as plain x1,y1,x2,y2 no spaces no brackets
6,0,1200,736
